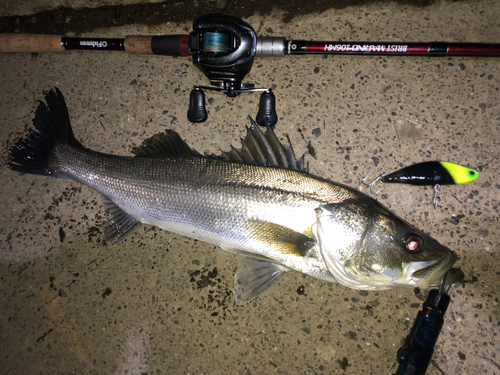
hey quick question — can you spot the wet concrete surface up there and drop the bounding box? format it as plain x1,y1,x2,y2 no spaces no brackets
0,0,470,31
1,1,499,374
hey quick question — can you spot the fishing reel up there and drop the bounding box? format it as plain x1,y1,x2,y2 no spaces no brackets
186,14,277,126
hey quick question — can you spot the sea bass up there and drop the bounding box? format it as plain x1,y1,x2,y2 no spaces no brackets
8,89,457,304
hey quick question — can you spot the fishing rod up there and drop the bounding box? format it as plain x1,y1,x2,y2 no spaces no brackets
1,14,500,125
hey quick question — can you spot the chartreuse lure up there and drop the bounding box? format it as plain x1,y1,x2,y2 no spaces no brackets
363,161,479,208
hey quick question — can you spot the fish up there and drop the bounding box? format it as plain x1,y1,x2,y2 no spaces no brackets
8,88,458,304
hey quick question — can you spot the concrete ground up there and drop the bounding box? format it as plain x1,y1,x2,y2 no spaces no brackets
1,1,499,374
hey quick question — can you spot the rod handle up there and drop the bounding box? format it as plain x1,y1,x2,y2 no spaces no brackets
124,36,154,54
0,34,64,52
125,35,190,56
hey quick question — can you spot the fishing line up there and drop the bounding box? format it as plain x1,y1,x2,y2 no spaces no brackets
476,151,500,172
201,32,232,54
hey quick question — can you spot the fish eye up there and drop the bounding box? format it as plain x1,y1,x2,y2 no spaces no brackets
403,235,423,252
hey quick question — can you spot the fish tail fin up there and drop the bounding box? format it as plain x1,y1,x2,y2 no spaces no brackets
8,88,83,178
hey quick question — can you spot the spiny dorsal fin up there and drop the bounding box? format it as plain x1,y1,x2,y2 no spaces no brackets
213,117,309,172
132,129,199,157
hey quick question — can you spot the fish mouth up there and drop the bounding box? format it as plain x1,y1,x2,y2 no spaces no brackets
409,251,458,289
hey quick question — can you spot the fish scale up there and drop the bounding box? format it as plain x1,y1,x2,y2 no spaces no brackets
60,147,344,260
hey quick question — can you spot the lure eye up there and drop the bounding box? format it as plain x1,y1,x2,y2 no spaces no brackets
469,170,476,176
403,235,423,252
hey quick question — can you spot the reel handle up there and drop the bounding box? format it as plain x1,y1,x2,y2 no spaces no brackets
256,90,278,126
187,88,208,123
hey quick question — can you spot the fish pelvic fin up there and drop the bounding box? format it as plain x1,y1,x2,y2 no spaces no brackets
234,257,289,305
8,88,83,178
213,117,308,172
102,196,141,243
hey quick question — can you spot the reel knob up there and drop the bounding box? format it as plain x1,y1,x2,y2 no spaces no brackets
256,90,277,126
187,87,208,123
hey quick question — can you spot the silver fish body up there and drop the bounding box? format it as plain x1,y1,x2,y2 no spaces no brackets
56,144,352,282
8,89,457,304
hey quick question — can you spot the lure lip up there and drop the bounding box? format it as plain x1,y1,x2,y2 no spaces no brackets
410,250,458,289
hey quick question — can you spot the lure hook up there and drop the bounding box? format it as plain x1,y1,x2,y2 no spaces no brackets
423,184,445,208
362,172,385,195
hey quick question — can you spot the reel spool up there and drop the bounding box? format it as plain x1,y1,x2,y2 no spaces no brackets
187,15,277,126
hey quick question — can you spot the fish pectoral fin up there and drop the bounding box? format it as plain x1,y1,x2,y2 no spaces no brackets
102,196,141,244
246,220,317,257
234,257,289,305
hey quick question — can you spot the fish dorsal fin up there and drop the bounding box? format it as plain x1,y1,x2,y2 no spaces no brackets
102,196,141,243
132,130,199,157
214,117,309,172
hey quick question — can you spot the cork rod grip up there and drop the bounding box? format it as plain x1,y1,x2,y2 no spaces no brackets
124,36,154,54
0,34,64,52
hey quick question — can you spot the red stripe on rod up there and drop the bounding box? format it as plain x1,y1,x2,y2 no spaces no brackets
446,43,500,57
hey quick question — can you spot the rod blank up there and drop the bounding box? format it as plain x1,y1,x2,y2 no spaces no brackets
280,40,500,57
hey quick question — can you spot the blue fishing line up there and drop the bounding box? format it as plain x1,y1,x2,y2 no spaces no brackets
202,32,232,53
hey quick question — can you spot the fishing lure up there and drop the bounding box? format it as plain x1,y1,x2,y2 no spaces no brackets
362,161,479,208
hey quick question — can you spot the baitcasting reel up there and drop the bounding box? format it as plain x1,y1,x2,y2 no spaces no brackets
186,15,278,126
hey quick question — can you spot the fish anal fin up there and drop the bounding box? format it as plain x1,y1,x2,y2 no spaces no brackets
234,257,289,304
247,220,316,257
102,196,141,243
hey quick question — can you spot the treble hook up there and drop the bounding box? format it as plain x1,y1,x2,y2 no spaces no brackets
423,184,445,209
362,172,385,195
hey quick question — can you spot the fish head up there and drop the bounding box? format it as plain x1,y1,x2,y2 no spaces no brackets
314,198,457,291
